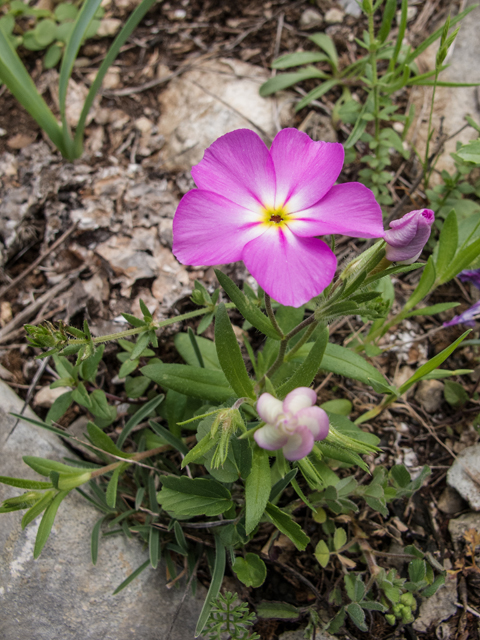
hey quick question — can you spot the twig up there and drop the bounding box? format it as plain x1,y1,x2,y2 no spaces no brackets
261,552,324,602
0,224,77,299
7,356,50,438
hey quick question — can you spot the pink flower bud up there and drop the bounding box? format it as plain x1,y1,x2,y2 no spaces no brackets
254,387,329,461
384,209,434,264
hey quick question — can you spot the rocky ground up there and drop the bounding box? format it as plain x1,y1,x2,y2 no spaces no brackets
1,0,480,638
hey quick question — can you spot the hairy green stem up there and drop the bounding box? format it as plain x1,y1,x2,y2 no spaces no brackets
284,321,318,361
264,293,285,338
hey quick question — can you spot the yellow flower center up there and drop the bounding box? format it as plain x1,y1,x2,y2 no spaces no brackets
262,207,288,228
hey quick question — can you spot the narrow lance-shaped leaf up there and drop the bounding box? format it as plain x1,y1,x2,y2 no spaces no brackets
34,490,70,558
435,209,458,280
245,445,271,535
398,330,471,394
195,537,226,637
215,270,282,339
277,324,328,398
215,303,255,400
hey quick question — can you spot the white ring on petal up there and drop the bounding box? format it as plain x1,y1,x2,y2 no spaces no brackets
282,426,314,461
256,393,284,424
296,406,329,441
283,387,317,414
254,425,288,451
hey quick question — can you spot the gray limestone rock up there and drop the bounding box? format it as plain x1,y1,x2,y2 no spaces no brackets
0,380,204,640
447,444,480,511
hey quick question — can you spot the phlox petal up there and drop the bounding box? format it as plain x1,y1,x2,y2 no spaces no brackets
282,426,314,461
296,406,329,441
191,129,276,211
270,128,344,212
254,424,288,451
257,393,284,424
173,190,262,266
283,387,316,414
289,183,384,239
242,227,337,308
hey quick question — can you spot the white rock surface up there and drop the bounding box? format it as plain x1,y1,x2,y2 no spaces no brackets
156,58,292,171
408,0,480,180
0,380,204,640
447,444,480,511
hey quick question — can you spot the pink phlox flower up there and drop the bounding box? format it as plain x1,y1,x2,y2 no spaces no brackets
173,128,384,307
254,387,329,461
384,209,434,264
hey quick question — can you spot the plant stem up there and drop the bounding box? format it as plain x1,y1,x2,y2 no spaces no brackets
67,304,236,347
424,68,440,191
264,293,284,338
284,321,318,361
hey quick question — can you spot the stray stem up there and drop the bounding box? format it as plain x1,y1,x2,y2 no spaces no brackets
286,314,316,341
264,293,285,338
285,321,318,361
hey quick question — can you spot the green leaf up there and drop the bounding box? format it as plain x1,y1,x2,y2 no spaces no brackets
245,446,271,534
106,463,128,508
444,380,469,407
378,0,396,43
23,456,91,477
256,602,300,619
315,539,330,567
409,558,426,583
21,491,55,529
215,303,255,400
195,537,226,637
157,477,233,518
333,527,347,551
54,3,79,21
91,515,106,565
308,32,338,68
0,475,53,490
34,490,70,558
148,420,188,455
46,390,73,425
272,51,330,68
112,559,150,595
215,270,281,339
141,363,233,403
175,332,221,370
404,256,436,311
435,209,458,279
232,553,267,588
265,502,310,551
390,464,411,488
320,399,352,415
320,342,388,387
80,344,105,383
116,394,164,449
346,603,367,632
149,526,160,569
44,43,62,69
125,375,150,399
0,22,65,153
398,331,470,394
87,422,130,459
34,19,57,47
423,368,473,380
259,67,328,97
277,325,328,398
441,237,480,283
422,574,445,597
404,302,460,318
294,78,339,112
270,469,298,502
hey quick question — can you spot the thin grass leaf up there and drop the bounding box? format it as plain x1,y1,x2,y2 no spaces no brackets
149,526,160,568
9,413,67,437
195,537,226,637
117,394,164,449
112,559,150,595
91,515,107,565
389,0,407,71
106,464,129,508
148,420,188,455
74,0,156,155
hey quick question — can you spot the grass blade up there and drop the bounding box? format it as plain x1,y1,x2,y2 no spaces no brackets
195,536,226,637
113,559,150,594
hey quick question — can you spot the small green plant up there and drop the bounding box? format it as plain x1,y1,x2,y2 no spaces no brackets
0,0,103,69
0,0,155,159
204,592,260,640
260,0,478,206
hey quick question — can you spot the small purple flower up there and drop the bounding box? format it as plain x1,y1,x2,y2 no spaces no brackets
254,387,329,461
173,128,384,308
384,209,434,264
459,269,480,289
443,300,480,327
